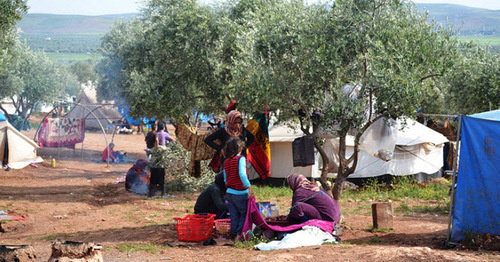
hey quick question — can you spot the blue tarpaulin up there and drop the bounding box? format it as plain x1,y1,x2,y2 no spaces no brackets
451,109,500,242
117,106,155,128
0,111,6,121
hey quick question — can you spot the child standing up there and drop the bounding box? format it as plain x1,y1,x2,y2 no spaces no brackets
223,137,253,241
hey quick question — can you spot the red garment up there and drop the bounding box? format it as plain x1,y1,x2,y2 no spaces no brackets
225,155,248,191
102,146,116,161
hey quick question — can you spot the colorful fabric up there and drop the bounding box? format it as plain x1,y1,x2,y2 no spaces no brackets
38,118,85,149
246,112,271,179
225,110,242,137
241,196,337,240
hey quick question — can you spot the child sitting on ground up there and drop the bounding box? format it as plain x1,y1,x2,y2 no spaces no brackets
223,137,253,242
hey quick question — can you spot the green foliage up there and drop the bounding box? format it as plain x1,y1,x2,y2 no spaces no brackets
69,60,97,85
0,0,27,70
444,44,500,114
97,0,230,120
149,142,214,193
0,42,76,120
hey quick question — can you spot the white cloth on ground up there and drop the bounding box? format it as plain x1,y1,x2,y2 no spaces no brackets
254,225,338,251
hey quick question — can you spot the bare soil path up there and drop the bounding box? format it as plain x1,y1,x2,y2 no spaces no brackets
0,131,497,261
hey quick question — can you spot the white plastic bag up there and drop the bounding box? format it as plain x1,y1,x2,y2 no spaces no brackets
359,118,397,162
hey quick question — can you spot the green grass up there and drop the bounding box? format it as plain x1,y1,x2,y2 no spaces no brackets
253,185,292,200
457,36,500,47
115,243,164,254
341,176,450,202
396,202,450,215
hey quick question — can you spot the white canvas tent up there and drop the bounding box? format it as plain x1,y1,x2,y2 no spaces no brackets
65,88,123,130
264,125,320,179
328,118,449,180
0,118,43,169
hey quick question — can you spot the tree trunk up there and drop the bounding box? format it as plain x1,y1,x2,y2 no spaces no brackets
315,139,332,196
332,135,349,201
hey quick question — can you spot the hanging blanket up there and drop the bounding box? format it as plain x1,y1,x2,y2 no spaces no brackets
246,112,271,179
241,197,337,240
175,124,216,177
38,118,85,149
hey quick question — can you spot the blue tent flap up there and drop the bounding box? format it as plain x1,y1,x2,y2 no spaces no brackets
451,112,500,242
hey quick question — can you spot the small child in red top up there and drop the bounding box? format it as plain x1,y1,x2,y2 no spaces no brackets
223,137,253,241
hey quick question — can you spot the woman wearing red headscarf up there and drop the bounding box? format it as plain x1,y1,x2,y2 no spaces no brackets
204,110,255,172
286,173,341,224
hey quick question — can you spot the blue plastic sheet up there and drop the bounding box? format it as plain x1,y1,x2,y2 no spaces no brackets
451,110,500,242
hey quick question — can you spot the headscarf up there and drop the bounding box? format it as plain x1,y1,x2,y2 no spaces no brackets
225,110,243,137
132,159,149,173
287,173,320,192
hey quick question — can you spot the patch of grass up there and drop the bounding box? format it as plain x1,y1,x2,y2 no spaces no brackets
368,237,386,244
365,227,394,233
341,176,450,202
115,243,163,254
0,202,15,210
253,186,292,200
395,201,450,215
42,233,70,241
351,203,372,215
234,236,269,249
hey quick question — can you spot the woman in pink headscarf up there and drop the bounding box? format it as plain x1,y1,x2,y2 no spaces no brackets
204,110,255,172
286,173,341,224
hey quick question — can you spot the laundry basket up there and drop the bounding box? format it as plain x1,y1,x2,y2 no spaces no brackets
173,214,215,242
214,219,231,238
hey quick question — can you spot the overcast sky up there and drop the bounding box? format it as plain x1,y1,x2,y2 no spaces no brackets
27,0,500,16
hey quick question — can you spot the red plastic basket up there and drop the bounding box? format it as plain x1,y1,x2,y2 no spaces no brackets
214,219,231,238
173,214,215,242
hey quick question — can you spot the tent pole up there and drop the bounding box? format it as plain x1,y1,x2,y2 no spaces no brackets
446,114,462,242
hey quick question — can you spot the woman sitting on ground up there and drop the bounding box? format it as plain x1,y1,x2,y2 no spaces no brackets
194,172,229,219
125,159,150,195
286,173,341,224
102,143,126,162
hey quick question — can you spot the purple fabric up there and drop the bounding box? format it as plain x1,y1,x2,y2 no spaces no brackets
241,197,337,240
291,187,342,224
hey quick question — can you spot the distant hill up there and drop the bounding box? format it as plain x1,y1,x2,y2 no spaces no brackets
417,4,499,36
15,4,499,62
18,13,135,34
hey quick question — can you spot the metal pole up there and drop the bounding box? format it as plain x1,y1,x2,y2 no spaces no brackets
446,114,463,242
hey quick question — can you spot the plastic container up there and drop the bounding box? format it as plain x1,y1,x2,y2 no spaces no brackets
173,214,215,242
214,219,231,238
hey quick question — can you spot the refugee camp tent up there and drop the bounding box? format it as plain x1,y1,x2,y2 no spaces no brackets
65,88,123,130
0,112,43,169
325,118,449,183
253,125,320,180
450,109,500,242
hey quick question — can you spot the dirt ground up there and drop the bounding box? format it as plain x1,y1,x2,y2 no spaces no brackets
0,130,498,262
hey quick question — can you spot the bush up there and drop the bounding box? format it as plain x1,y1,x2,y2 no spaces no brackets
149,143,214,194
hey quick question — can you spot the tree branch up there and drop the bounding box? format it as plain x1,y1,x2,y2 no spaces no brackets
420,73,442,82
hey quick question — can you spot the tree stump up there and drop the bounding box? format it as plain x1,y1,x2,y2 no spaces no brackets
48,240,103,262
372,202,393,229
0,245,37,262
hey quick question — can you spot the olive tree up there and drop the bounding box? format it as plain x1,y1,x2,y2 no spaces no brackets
0,43,70,121
0,0,28,71
231,0,460,200
97,0,235,122
444,44,499,114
